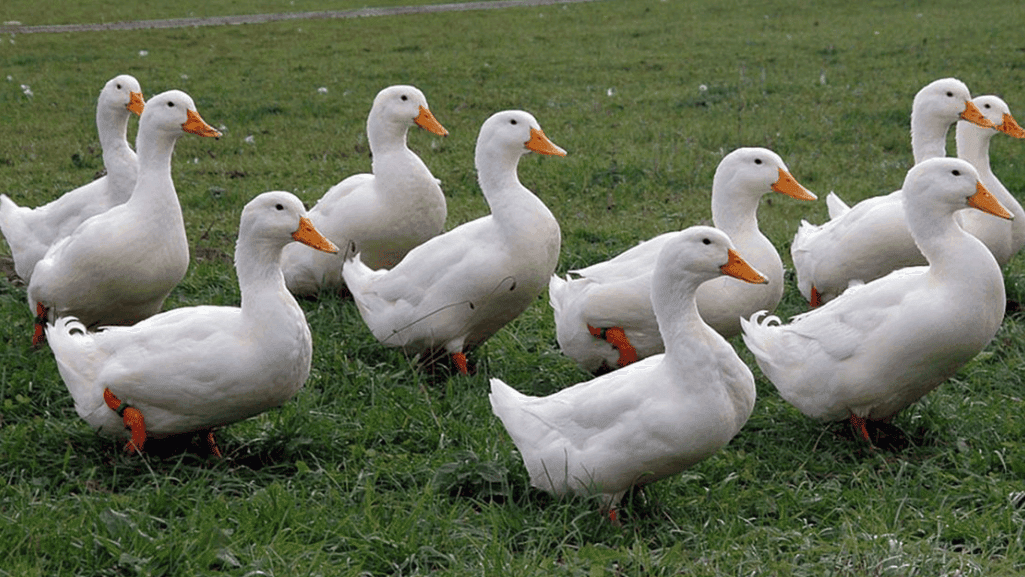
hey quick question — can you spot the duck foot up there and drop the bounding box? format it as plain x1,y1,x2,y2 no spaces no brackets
32,302,48,347
845,414,910,451
103,388,146,453
452,352,470,375
849,413,871,443
587,325,638,368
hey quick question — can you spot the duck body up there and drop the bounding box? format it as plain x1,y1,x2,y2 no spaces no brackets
791,78,995,305
47,191,338,446
281,85,448,295
550,148,815,373
492,227,763,509
744,158,1009,424
1,75,145,283
28,90,220,330
343,110,565,368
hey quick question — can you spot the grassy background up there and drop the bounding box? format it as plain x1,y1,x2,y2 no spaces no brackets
2,0,1025,574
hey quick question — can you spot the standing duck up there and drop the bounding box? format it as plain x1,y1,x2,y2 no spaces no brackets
47,191,338,454
342,110,565,373
1,74,145,283
791,78,995,306
491,227,765,518
281,85,448,296
743,158,1011,442
28,90,221,344
550,147,814,373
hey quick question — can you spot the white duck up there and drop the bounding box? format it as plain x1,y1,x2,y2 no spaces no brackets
342,110,566,374
953,95,1025,266
46,191,338,454
281,85,448,296
1,74,145,283
28,90,221,345
742,157,1011,442
791,78,996,306
490,226,765,516
549,147,815,373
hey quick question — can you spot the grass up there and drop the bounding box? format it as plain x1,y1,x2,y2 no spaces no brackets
2,0,1025,574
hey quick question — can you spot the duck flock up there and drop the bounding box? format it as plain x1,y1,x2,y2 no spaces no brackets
1,74,1023,520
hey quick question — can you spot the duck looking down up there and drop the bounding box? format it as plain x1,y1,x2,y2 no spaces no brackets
743,157,1011,443
28,90,221,346
47,191,338,454
343,109,565,374
1,74,145,284
281,85,448,296
549,147,814,373
491,226,765,520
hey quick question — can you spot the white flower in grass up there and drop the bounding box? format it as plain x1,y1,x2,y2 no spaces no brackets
244,135,256,144
20,84,32,97
138,50,148,57
606,87,615,97
317,87,328,94
180,74,189,80
699,84,708,92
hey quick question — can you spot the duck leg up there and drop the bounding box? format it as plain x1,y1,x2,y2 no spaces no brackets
587,325,638,368
849,413,871,444
205,430,223,458
103,388,147,453
452,352,470,375
32,302,48,347
809,286,823,308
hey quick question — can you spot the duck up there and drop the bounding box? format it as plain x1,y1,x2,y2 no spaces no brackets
0,74,145,284
46,191,339,454
342,110,566,373
742,157,1012,442
549,147,815,373
953,95,1025,266
281,85,448,296
28,90,221,345
791,78,996,306
490,226,766,518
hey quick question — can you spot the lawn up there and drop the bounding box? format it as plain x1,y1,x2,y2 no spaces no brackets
2,0,1025,575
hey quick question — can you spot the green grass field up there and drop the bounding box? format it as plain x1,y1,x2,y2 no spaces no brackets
2,0,1025,574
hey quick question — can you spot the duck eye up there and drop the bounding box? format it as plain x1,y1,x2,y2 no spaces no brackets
275,203,284,211
510,119,518,125
952,170,961,176
702,238,711,245
401,95,408,101
946,91,954,97
754,158,762,165
116,84,122,90
984,104,991,109
167,101,175,107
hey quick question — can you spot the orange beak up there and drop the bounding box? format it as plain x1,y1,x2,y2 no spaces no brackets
967,181,1013,220
771,168,817,201
414,105,448,136
292,216,339,253
525,127,567,156
961,100,998,129
721,248,768,284
127,91,145,116
996,113,1025,139
181,109,222,138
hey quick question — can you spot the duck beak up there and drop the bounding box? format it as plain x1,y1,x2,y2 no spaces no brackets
525,127,567,156
997,113,1025,139
771,168,817,201
967,181,1013,220
127,91,145,116
181,109,222,138
721,248,768,284
961,101,998,129
415,105,448,136
293,216,339,253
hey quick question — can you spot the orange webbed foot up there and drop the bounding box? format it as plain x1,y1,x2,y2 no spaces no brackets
103,388,147,453
809,286,822,308
206,430,223,458
32,302,48,347
452,352,470,375
849,413,871,444
587,325,638,368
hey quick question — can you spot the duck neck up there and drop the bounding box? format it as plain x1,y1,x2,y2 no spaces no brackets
128,127,181,210
477,148,550,225
236,240,298,319
367,110,409,160
910,110,952,164
97,102,134,166
651,271,708,355
909,207,983,278
955,121,995,181
710,178,763,240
